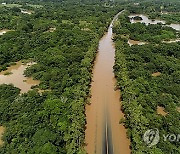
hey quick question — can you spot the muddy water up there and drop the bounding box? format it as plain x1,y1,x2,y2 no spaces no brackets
177,107,180,112
152,72,161,77
128,39,180,45
0,126,5,146
21,10,33,15
157,106,168,116
162,39,180,43
129,14,180,31
0,29,10,35
85,11,130,154
128,39,146,46
129,14,165,25
0,61,40,93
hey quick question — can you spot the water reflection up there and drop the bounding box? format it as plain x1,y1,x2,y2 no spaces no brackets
152,72,161,77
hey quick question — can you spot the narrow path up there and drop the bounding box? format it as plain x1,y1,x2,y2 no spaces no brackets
85,11,131,154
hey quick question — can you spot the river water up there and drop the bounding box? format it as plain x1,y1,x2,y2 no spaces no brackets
85,11,130,154
157,106,168,116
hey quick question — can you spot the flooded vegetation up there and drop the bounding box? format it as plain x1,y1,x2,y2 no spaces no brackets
21,9,33,15
125,14,179,44
85,11,130,154
0,0,179,153
0,61,40,93
162,39,180,43
0,29,11,35
128,39,146,46
129,14,180,31
0,3,22,8
128,38,180,45
129,14,165,25
157,106,168,116
152,72,161,77
26,4,43,8
0,126,5,146
0,3,42,8
113,5,180,152
37,89,51,94
177,107,180,112
168,24,180,31
47,27,56,32
0,2,124,153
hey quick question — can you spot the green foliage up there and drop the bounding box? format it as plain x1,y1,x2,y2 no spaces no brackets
113,13,177,43
0,0,122,153
113,10,180,154
126,0,180,24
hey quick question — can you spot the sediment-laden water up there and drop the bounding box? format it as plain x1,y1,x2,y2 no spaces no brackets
85,11,130,154
0,61,40,93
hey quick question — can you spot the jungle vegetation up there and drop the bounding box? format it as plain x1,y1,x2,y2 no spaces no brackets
0,0,179,153
0,0,122,153
113,7,180,154
126,0,180,24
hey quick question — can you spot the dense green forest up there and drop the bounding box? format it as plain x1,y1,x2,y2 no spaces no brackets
113,3,180,154
0,0,121,153
0,0,179,153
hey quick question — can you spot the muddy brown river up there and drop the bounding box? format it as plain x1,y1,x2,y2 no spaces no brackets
85,11,130,154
